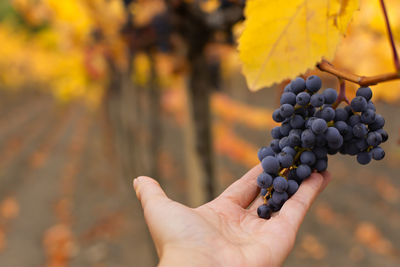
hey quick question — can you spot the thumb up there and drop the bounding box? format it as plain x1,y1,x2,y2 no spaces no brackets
133,176,169,211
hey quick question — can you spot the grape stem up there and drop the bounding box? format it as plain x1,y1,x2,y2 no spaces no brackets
317,60,400,86
332,79,349,108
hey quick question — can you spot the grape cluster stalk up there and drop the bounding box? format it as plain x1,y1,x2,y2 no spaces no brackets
256,75,388,219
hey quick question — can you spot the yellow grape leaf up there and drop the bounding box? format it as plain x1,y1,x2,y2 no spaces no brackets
239,0,359,91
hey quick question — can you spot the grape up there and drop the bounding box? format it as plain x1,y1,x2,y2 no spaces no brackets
273,176,288,192
348,114,361,127
301,129,316,148
335,108,348,121
271,127,282,139
353,123,368,138
284,83,292,93
366,132,382,147
356,87,372,100
280,104,294,118
257,172,273,188
300,151,316,165
272,191,289,205
270,139,281,153
288,133,301,147
257,146,274,161
282,146,296,157
351,96,368,112
280,122,292,136
291,77,306,94
296,164,312,180
376,129,388,142
367,100,376,111
310,93,325,107
287,180,299,196
313,147,327,159
321,106,335,121
256,75,387,219
311,118,327,134
279,136,290,149
257,204,272,219
323,88,338,104
290,115,305,129
261,156,280,174
277,152,293,168
361,109,376,124
306,75,322,92
272,109,284,122
357,152,372,165
296,92,310,106
369,114,385,131
280,92,297,105
371,147,385,160
260,188,268,197
314,158,328,172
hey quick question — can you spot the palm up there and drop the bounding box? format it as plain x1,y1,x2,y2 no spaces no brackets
134,165,331,267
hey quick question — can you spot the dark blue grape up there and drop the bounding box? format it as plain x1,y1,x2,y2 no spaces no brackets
355,138,368,151
321,106,335,121
325,127,343,149
345,142,359,155
367,100,376,111
314,158,328,172
353,123,368,138
272,191,289,205
300,151,316,165
270,139,281,153
280,92,297,105
257,172,273,188
279,136,290,149
257,146,275,161
282,146,296,157
289,129,302,136
261,156,280,174
306,75,322,92
280,122,292,136
351,96,368,112
334,121,348,135
348,114,361,127
284,83,292,93
345,105,354,116
313,147,328,159
310,93,325,107
287,180,299,196
277,152,293,168
301,129,316,148
369,114,385,131
273,176,288,192
376,129,388,142
323,88,338,104
260,188,268,197
357,151,372,165
271,127,282,139
280,104,294,118
273,109,284,122
361,109,376,124
311,118,327,134
315,134,327,147
257,204,272,219
290,115,305,129
291,77,306,94
296,164,312,180
335,108,348,121
296,92,310,106
305,117,317,129
288,133,301,147
356,87,372,100
366,132,382,147
371,147,385,160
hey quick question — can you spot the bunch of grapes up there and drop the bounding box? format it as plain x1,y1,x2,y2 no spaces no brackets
256,75,388,219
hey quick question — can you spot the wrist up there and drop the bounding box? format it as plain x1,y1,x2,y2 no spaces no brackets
158,245,220,267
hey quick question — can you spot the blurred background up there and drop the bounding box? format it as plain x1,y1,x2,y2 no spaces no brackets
0,0,399,266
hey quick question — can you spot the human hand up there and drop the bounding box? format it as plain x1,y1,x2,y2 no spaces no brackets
133,164,331,267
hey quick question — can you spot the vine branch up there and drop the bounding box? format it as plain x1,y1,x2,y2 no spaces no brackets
317,60,400,86
380,0,400,71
